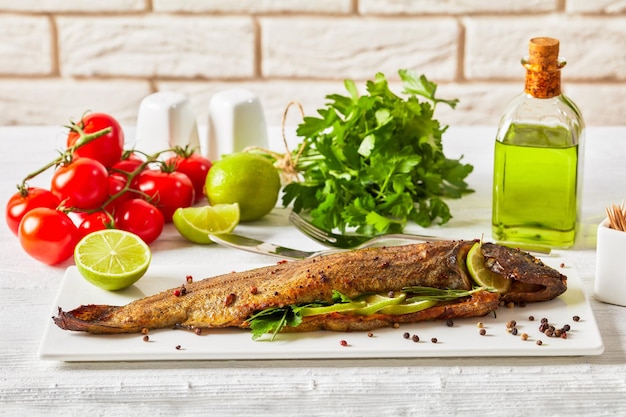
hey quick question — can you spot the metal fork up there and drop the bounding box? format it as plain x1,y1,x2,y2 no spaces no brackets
288,211,551,254
288,211,448,249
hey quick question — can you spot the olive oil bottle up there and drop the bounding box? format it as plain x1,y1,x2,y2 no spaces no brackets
492,37,585,249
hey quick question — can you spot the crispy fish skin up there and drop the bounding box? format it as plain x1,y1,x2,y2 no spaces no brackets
53,240,565,335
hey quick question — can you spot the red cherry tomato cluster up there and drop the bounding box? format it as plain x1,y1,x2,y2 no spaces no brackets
5,112,212,265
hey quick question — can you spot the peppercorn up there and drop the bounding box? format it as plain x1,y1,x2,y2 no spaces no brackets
479,329,486,336
563,324,571,331
520,333,529,341
176,345,182,350
367,332,374,338
560,332,568,339
431,337,438,344
545,328,554,337
141,328,149,335
340,340,348,347
573,315,580,322
536,340,543,346
392,323,400,329
446,319,454,327
403,332,410,339
528,315,535,321
412,334,419,342
142,335,149,342
173,289,181,297
224,293,236,306
476,322,484,328
511,328,518,336
186,275,193,283
194,328,202,336
506,320,517,328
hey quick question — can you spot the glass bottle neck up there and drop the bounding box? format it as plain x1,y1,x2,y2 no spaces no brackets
522,58,565,99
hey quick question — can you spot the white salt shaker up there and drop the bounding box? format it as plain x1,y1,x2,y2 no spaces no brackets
134,91,201,157
207,88,268,161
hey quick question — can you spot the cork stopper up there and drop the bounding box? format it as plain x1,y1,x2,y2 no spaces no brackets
523,37,564,98
528,37,560,69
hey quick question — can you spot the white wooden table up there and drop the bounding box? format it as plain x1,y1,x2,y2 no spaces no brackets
1,126,625,416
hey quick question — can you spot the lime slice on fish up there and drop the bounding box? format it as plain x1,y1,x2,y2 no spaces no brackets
466,241,512,293
379,299,438,315
172,204,240,244
74,229,151,291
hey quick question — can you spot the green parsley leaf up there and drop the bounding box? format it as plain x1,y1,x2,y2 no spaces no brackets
282,69,473,235
247,306,306,341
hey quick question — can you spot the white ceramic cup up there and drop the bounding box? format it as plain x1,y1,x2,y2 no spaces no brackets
207,88,268,161
594,218,626,307
134,91,201,157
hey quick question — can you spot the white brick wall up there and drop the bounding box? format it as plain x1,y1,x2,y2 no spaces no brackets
0,1,624,127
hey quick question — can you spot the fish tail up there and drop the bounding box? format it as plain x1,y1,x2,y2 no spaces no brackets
53,305,145,334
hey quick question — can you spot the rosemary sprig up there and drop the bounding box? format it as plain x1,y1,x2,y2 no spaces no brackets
403,286,495,302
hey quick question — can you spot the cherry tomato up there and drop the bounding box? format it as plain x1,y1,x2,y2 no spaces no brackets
66,112,125,168
103,173,134,214
110,152,144,175
114,199,164,244
18,207,79,265
51,158,109,210
78,211,112,239
135,169,194,222
166,152,212,202
5,187,61,236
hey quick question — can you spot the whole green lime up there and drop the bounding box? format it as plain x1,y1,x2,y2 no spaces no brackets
205,153,281,221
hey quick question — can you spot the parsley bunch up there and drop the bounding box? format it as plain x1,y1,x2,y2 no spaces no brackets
282,69,473,235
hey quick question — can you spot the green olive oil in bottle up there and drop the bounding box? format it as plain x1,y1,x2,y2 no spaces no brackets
492,37,585,249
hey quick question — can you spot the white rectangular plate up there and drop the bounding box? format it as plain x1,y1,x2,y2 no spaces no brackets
39,258,604,361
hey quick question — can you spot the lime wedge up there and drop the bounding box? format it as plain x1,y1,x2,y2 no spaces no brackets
74,229,151,291
172,204,240,244
379,299,438,315
299,301,367,317
353,293,407,316
466,242,512,293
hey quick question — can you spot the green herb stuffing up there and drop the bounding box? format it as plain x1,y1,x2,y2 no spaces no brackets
282,69,474,235
247,290,349,340
246,287,491,340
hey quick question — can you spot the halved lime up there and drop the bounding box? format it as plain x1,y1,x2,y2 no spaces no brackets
172,203,240,244
74,229,151,291
466,242,512,293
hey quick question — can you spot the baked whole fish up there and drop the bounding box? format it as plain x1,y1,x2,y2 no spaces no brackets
53,240,567,337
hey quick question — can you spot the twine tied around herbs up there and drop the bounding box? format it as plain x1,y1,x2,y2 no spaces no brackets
606,203,626,232
243,100,308,185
